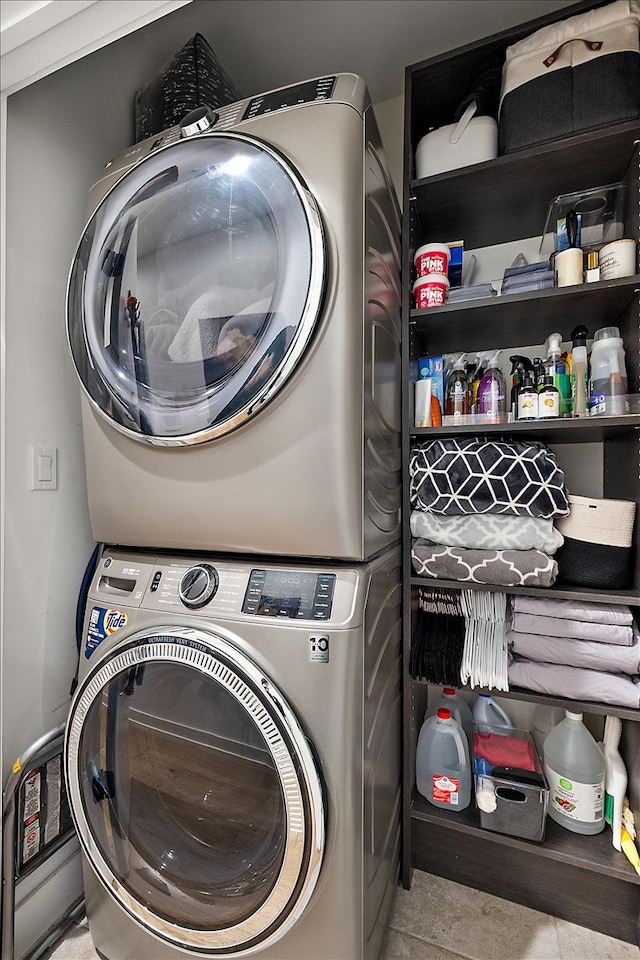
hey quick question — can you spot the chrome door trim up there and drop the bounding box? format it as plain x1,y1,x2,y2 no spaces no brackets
65,627,325,954
66,132,327,447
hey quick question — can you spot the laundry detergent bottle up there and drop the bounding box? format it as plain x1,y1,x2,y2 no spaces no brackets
472,693,513,728
426,687,474,745
544,710,605,835
416,708,471,810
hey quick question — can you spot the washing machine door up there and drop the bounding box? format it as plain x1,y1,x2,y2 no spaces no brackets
67,133,326,444
65,628,325,955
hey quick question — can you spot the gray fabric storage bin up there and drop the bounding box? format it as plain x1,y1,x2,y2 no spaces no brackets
499,0,640,154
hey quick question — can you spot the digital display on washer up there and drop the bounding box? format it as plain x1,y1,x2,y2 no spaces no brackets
243,569,336,619
243,77,337,121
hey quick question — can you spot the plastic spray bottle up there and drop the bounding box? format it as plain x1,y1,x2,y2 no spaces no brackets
509,355,533,418
477,350,506,421
544,711,605,835
570,324,589,418
544,333,571,417
470,353,487,414
602,715,628,850
445,355,470,418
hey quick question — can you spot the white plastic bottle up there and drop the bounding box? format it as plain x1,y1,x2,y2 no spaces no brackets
531,704,564,755
472,694,513,728
602,715,628,851
416,708,471,811
425,687,474,744
543,711,605,835
589,326,629,416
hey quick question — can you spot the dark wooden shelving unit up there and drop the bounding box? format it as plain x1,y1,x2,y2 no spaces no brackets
401,0,640,946
412,275,640,354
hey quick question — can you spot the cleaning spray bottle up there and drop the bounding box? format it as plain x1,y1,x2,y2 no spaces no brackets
544,333,571,417
470,353,487,414
509,355,534,418
477,350,506,421
602,715,628,851
445,354,470,418
570,324,589,418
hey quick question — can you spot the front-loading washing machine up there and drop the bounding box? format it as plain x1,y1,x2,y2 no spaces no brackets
66,74,401,561
64,545,401,959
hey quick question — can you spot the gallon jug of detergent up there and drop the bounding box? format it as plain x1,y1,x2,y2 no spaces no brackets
544,710,605,835
426,687,474,745
416,708,471,811
472,694,513,728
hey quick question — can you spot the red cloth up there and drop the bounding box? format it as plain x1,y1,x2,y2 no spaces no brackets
474,732,537,771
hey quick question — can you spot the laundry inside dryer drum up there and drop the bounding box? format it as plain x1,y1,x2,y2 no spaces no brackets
67,134,325,442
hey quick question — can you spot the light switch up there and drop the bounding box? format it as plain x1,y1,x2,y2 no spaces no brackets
29,446,58,490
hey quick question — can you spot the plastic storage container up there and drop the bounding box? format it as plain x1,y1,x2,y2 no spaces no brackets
426,687,474,744
472,694,512,728
473,722,549,842
543,711,605,835
416,708,471,810
589,325,629,417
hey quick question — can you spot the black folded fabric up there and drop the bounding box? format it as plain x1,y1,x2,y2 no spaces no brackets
134,34,240,142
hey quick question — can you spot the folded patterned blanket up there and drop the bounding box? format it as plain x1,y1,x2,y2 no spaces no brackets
510,611,634,646
412,539,557,587
511,595,634,626
508,656,640,709
410,511,563,553
507,627,640,675
410,437,569,519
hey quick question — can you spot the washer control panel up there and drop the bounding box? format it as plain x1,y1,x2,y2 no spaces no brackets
178,564,219,608
242,568,335,620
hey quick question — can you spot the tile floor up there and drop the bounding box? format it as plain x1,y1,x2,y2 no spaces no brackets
42,871,639,960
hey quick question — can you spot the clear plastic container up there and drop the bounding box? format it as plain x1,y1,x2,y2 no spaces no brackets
472,694,512,728
416,708,471,811
426,687,474,744
543,710,605,835
589,325,629,417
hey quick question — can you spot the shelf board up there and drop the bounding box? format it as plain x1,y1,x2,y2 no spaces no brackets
410,414,640,444
410,120,640,248
411,790,640,885
415,679,640,723
412,275,640,354
409,577,640,607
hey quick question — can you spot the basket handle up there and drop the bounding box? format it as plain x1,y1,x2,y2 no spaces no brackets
543,38,603,68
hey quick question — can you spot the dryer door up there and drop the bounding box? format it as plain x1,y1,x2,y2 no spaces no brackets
65,628,325,955
67,133,326,444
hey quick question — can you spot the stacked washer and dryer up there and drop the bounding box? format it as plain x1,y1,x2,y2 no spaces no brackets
64,74,402,960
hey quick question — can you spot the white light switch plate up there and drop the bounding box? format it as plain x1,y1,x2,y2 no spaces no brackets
29,445,58,490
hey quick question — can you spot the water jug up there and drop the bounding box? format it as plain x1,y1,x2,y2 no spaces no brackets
425,687,474,744
416,708,471,811
544,711,605,835
472,694,512,728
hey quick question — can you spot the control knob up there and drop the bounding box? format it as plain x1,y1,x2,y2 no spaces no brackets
178,564,219,608
179,106,218,137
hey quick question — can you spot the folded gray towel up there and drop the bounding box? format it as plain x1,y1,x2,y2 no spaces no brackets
507,626,640,675
410,512,563,553
510,611,633,646
511,595,634,626
508,657,640,709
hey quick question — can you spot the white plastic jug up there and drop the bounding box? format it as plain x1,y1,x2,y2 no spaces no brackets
531,704,564,755
425,687,474,744
544,710,605,835
472,694,513,728
416,708,471,811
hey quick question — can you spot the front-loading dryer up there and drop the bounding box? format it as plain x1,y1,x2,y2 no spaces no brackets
66,74,401,561
64,545,401,959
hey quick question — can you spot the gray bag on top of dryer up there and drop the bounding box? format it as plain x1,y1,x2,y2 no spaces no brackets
498,0,640,154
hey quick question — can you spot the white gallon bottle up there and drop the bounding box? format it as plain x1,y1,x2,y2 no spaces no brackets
544,710,605,834
472,693,513,728
426,687,474,744
416,708,471,811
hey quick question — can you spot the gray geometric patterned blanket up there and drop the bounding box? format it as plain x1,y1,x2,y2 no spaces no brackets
410,438,569,519
412,539,558,587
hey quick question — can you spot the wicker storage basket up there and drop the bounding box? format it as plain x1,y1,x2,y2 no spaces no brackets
555,495,636,589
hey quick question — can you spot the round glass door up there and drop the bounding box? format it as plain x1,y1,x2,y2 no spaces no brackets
67,134,326,444
65,629,325,954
